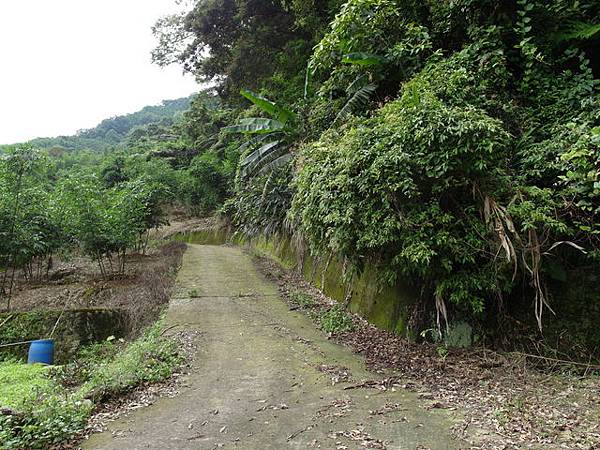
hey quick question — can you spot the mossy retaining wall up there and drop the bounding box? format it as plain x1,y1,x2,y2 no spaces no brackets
174,229,418,336
251,234,418,335
510,267,600,358
0,309,129,364
172,228,600,358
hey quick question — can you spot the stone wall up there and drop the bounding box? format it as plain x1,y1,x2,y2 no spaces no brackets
0,309,129,363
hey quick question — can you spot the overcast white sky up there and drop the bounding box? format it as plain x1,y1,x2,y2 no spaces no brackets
0,0,198,144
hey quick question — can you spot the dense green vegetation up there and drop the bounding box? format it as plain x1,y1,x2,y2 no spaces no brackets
0,147,173,309
150,0,599,348
0,363,51,409
2,0,598,350
0,321,183,449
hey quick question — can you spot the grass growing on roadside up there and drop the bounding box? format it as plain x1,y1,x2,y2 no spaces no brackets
77,321,184,402
0,362,52,409
289,290,315,309
320,305,354,334
0,320,184,450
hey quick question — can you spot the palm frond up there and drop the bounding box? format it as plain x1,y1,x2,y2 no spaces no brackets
345,74,368,95
342,52,386,67
240,89,296,124
223,118,284,134
240,141,281,168
241,143,291,178
334,82,377,125
256,153,294,176
554,21,600,42
236,134,270,155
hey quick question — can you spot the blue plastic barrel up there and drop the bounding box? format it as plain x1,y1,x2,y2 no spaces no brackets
27,339,54,365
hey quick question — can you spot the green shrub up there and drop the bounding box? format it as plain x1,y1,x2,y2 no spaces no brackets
0,321,183,449
182,152,229,214
292,91,510,313
310,0,428,85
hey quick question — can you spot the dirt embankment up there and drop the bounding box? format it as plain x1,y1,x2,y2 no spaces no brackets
3,241,186,335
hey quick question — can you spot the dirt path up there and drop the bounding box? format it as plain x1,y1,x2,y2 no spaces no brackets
83,244,460,450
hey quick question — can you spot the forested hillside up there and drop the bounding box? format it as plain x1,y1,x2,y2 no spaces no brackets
1,95,194,152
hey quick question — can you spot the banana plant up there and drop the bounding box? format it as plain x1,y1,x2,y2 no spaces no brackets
224,89,297,179
317,52,385,126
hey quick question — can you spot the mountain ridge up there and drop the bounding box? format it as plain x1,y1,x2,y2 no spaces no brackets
1,94,195,152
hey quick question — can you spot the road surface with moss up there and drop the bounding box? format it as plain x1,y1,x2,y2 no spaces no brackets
83,244,459,450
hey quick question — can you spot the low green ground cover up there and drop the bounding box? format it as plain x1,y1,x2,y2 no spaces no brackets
0,363,53,410
0,320,183,450
320,305,355,334
287,288,354,335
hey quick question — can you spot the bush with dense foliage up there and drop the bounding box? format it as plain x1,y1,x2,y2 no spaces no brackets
292,91,511,314
292,0,598,333
3,0,597,349
147,0,599,345
0,321,183,450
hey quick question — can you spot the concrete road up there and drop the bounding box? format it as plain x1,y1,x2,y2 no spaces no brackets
83,244,459,450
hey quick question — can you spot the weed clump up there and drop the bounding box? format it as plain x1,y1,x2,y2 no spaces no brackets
0,320,183,449
320,305,354,334
289,290,315,309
